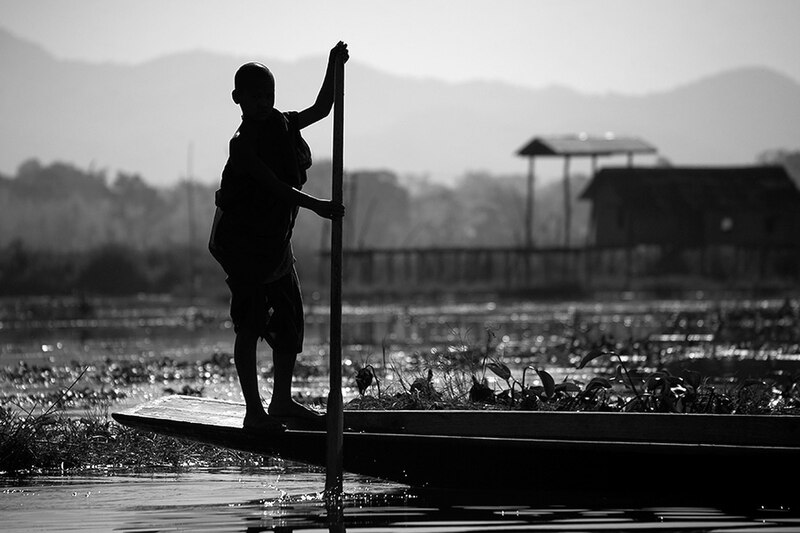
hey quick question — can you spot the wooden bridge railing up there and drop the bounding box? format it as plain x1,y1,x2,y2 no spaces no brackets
317,245,800,297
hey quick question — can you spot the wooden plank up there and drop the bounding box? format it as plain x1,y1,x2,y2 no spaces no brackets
116,395,326,431
343,409,800,447
114,396,800,448
115,395,243,427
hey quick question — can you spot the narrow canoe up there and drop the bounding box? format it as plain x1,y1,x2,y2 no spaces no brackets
112,395,800,500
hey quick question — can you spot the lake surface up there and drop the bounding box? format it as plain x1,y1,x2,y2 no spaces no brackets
3,465,800,532
2,295,799,531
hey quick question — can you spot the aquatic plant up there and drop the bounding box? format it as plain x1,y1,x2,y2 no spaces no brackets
345,328,800,415
574,347,800,414
354,365,380,396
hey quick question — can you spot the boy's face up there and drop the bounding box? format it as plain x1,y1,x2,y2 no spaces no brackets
236,78,275,119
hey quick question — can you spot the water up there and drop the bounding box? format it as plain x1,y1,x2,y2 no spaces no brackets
2,295,800,531
3,466,799,532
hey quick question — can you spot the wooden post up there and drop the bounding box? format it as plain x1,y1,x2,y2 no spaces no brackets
326,50,345,500
186,142,197,304
525,156,535,249
386,251,394,285
563,155,572,248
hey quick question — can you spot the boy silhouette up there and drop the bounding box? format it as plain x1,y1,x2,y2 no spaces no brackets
209,42,348,431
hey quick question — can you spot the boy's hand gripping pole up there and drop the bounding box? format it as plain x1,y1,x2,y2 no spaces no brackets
325,48,345,501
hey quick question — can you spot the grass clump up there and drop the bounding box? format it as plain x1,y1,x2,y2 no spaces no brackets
0,405,272,476
0,366,268,476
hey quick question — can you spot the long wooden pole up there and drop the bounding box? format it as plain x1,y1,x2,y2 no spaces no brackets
325,51,345,499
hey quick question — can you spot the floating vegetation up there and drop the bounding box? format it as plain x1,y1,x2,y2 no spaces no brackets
346,358,800,414
346,324,800,415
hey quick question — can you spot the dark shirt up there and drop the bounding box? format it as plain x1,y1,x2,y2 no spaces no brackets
209,109,308,283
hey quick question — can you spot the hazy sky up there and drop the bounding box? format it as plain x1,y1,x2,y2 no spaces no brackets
2,0,799,94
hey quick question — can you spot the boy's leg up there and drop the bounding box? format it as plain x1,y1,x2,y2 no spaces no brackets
234,328,264,417
264,268,323,420
222,270,284,431
235,327,285,431
267,349,324,419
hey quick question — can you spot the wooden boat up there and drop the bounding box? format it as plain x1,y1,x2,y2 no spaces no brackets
113,395,800,500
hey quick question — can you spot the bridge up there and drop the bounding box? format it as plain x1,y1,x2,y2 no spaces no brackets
317,244,799,299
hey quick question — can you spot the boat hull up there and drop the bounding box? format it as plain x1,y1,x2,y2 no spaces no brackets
112,395,800,499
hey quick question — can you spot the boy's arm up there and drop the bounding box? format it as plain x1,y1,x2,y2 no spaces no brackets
233,137,344,219
296,41,348,130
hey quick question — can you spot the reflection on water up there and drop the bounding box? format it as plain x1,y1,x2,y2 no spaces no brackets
3,294,797,356
2,466,799,532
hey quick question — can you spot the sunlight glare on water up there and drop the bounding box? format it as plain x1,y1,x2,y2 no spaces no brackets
3,468,800,532
1,467,408,532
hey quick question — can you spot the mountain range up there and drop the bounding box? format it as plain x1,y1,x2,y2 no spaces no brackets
1,27,799,187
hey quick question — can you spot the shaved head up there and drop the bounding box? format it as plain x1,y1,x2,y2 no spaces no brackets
234,62,274,93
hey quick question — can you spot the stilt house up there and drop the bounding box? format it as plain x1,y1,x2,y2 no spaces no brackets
580,166,800,247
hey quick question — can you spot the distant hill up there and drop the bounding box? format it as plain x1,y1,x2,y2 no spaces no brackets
1,27,799,187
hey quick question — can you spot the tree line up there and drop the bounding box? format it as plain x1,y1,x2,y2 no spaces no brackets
0,157,591,297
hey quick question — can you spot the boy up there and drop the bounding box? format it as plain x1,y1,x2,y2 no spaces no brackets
209,42,348,431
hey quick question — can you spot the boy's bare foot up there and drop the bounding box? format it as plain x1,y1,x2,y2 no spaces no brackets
243,411,286,432
268,399,325,420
